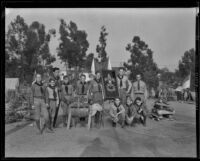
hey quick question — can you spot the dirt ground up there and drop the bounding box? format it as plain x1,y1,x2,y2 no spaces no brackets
5,99,197,157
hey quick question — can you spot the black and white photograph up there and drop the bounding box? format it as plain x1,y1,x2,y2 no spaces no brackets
4,7,198,157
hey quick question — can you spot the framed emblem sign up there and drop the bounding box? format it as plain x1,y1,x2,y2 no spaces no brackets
101,70,119,100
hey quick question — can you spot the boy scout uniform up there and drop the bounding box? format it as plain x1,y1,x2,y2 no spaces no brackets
109,103,125,124
31,82,48,121
45,85,59,128
131,80,147,103
48,74,62,127
89,78,103,105
61,83,74,125
124,103,137,125
117,75,132,105
31,82,48,132
76,80,89,95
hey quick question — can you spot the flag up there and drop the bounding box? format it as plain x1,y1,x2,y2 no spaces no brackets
108,57,112,70
182,73,191,89
91,58,95,75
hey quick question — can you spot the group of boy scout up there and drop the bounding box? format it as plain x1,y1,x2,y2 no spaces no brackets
31,67,148,134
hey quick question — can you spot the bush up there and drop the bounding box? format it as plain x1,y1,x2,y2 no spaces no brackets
5,89,17,103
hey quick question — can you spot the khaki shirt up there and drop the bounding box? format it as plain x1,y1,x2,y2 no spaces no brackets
30,82,46,104
117,75,132,92
49,75,62,92
131,80,147,100
45,86,59,103
109,103,125,118
89,79,103,93
61,84,74,102
76,80,89,95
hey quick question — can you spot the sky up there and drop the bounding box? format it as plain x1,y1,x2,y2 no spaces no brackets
5,8,197,72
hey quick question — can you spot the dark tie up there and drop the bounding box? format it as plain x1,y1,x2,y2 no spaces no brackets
53,88,57,99
117,107,120,113
65,85,68,95
40,87,44,95
128,106,131,117
138,81,140,91
97,79,101,91
98,83,101,92
119,77,123,88
81,83,85,94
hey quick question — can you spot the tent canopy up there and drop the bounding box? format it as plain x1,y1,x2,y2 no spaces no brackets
5,78,19,90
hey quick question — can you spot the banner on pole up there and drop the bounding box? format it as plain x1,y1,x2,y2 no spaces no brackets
101,70,119,100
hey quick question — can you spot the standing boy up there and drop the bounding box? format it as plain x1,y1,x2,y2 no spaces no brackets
45,79,59,130
61,75,74,127
30,74,50,134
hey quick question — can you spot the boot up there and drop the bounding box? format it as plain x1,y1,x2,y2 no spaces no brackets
40,122,46,134
142,116,147,126
46,119,54,133
121,120,125,128
112,122,116,128
48,117,54,130
35,120,42,134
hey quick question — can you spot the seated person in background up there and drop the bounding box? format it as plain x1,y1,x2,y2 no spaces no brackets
151,97,175,121
109,97,125,128
132,97,147,126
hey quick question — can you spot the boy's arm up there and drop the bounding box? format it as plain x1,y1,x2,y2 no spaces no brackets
117,105,125,115
126,78,132,93
45,88,49,105
109,106,115,117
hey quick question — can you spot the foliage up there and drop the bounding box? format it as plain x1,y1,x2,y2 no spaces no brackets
57,19,89,69
175,48,195,90
84,53,94,72
96,26,108,62
124,36,159,89
157,67,177,87
5,15,56,83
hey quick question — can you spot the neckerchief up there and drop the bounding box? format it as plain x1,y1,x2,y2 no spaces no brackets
137,80,140,90
135,102,143,113
118,75,123,88
114,102,121,113
35,81,44,95
80,81,86,94
49,85,57,99
126,103,133,117
95,78,102,91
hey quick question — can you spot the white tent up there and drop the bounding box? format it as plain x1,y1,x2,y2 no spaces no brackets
182,74,191,89
5,78,19,90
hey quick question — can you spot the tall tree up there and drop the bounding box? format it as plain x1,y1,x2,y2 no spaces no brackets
6,15,56,82
124,36,159,89
96,26,108,62
84,53,94,72
57,19,89,70
176,48,195,90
